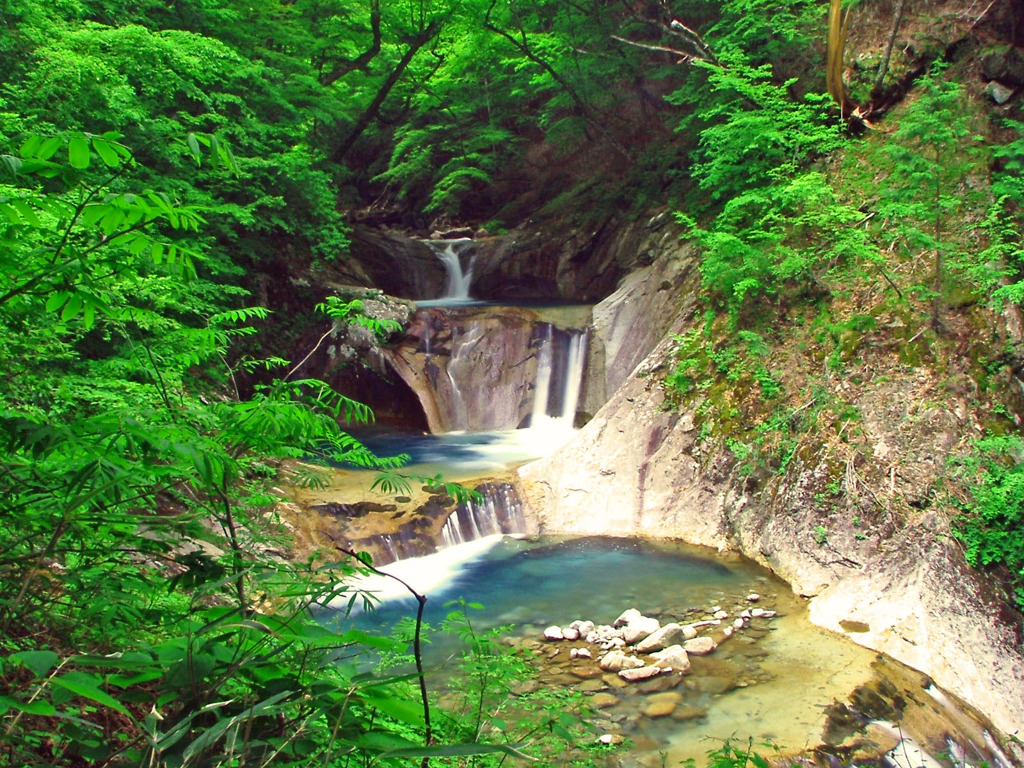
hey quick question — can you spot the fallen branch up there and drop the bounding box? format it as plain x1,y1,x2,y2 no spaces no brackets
610,34,696,62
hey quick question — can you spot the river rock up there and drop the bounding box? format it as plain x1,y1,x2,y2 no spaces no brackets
349,226,446,299
634,622,686,652
672,704,708,722
570,647,592,659
614,608,642,627
586,625,622,644
562,626,580,640
511,679,542,695
623,616,661,645
618,666,663,682
683,637,717,655
651,644,691,673
599,650,645,672
544,626,564,641
642,691,683,718
747,593,761,602
682,624,698,639
591,692,621,709
571,619,596,635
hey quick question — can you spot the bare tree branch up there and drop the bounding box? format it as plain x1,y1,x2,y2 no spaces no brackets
319,0,382,86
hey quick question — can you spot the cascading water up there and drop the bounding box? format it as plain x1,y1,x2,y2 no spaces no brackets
529,324,588,429
440,483,526,549
424,239,475,302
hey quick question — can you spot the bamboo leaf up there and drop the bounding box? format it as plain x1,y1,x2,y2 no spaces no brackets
52,671,130,715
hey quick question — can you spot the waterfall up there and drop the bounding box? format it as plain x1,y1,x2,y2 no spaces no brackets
440,483,526,549
426,239,475,301
529,325,588,428
529,325,555,427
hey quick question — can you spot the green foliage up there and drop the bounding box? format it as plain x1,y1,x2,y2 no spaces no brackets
316,295,402,341
863,64,987,319
431,601,598,767
973,121,1024,308
0,134,461,768
951,436,1024,609
665,328,783,404
672,59,869,320
687,738,778,768
0,5,351,265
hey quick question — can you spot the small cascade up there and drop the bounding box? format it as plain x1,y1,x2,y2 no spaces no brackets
426,239,476,302
440,483,526,549
529,325,588,428
529,325,555,427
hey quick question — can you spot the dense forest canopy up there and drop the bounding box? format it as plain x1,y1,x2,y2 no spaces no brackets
2,0,1024,765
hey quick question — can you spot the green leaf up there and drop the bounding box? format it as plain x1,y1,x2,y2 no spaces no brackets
19,135,43,158
11,649,60,679
0,695,58,716
69,136,91,169
35,136,63,161
61,294,83,322
186,133,203,165
52,671,130,715
181,691,292,761
1,154,22,179
92,138,121,168
362,690,425,725
376,743,537,762
45,292,70,313
11,200,42,227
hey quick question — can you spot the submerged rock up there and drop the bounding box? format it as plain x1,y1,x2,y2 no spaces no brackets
599,650,645,672
683,637,717,656
618,666,664,682
642,692,683,718
651,645,691,673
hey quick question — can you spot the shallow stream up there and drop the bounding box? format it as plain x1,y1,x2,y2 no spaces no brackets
327,535,996,767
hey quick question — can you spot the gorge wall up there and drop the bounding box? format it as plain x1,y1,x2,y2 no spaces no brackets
515,243,1024,746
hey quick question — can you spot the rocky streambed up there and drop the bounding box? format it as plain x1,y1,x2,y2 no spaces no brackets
499,591,1016,768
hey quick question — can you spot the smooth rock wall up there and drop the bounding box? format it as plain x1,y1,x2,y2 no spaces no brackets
517,301,1024,747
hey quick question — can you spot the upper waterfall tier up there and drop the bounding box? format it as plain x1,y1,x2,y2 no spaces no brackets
422,238,476,304
384,304,591,434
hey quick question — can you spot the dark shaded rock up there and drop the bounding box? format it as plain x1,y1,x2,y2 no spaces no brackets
349,226,446,300
982,46,1024,87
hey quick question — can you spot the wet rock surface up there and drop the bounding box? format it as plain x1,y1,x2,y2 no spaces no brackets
517,316,1024,741
496,589,1015,768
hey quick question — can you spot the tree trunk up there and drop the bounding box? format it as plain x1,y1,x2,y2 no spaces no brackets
873,0,909,99
331,20,442,163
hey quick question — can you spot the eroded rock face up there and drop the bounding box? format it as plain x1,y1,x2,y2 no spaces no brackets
348,226,446,300
516,327,1024,741
384,306,544,432
582,237,697,420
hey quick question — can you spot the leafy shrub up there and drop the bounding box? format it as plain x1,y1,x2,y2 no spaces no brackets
951,436,1024,608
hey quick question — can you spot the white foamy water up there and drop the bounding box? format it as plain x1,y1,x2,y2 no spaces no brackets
328,534,509,610
425,239,476,302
